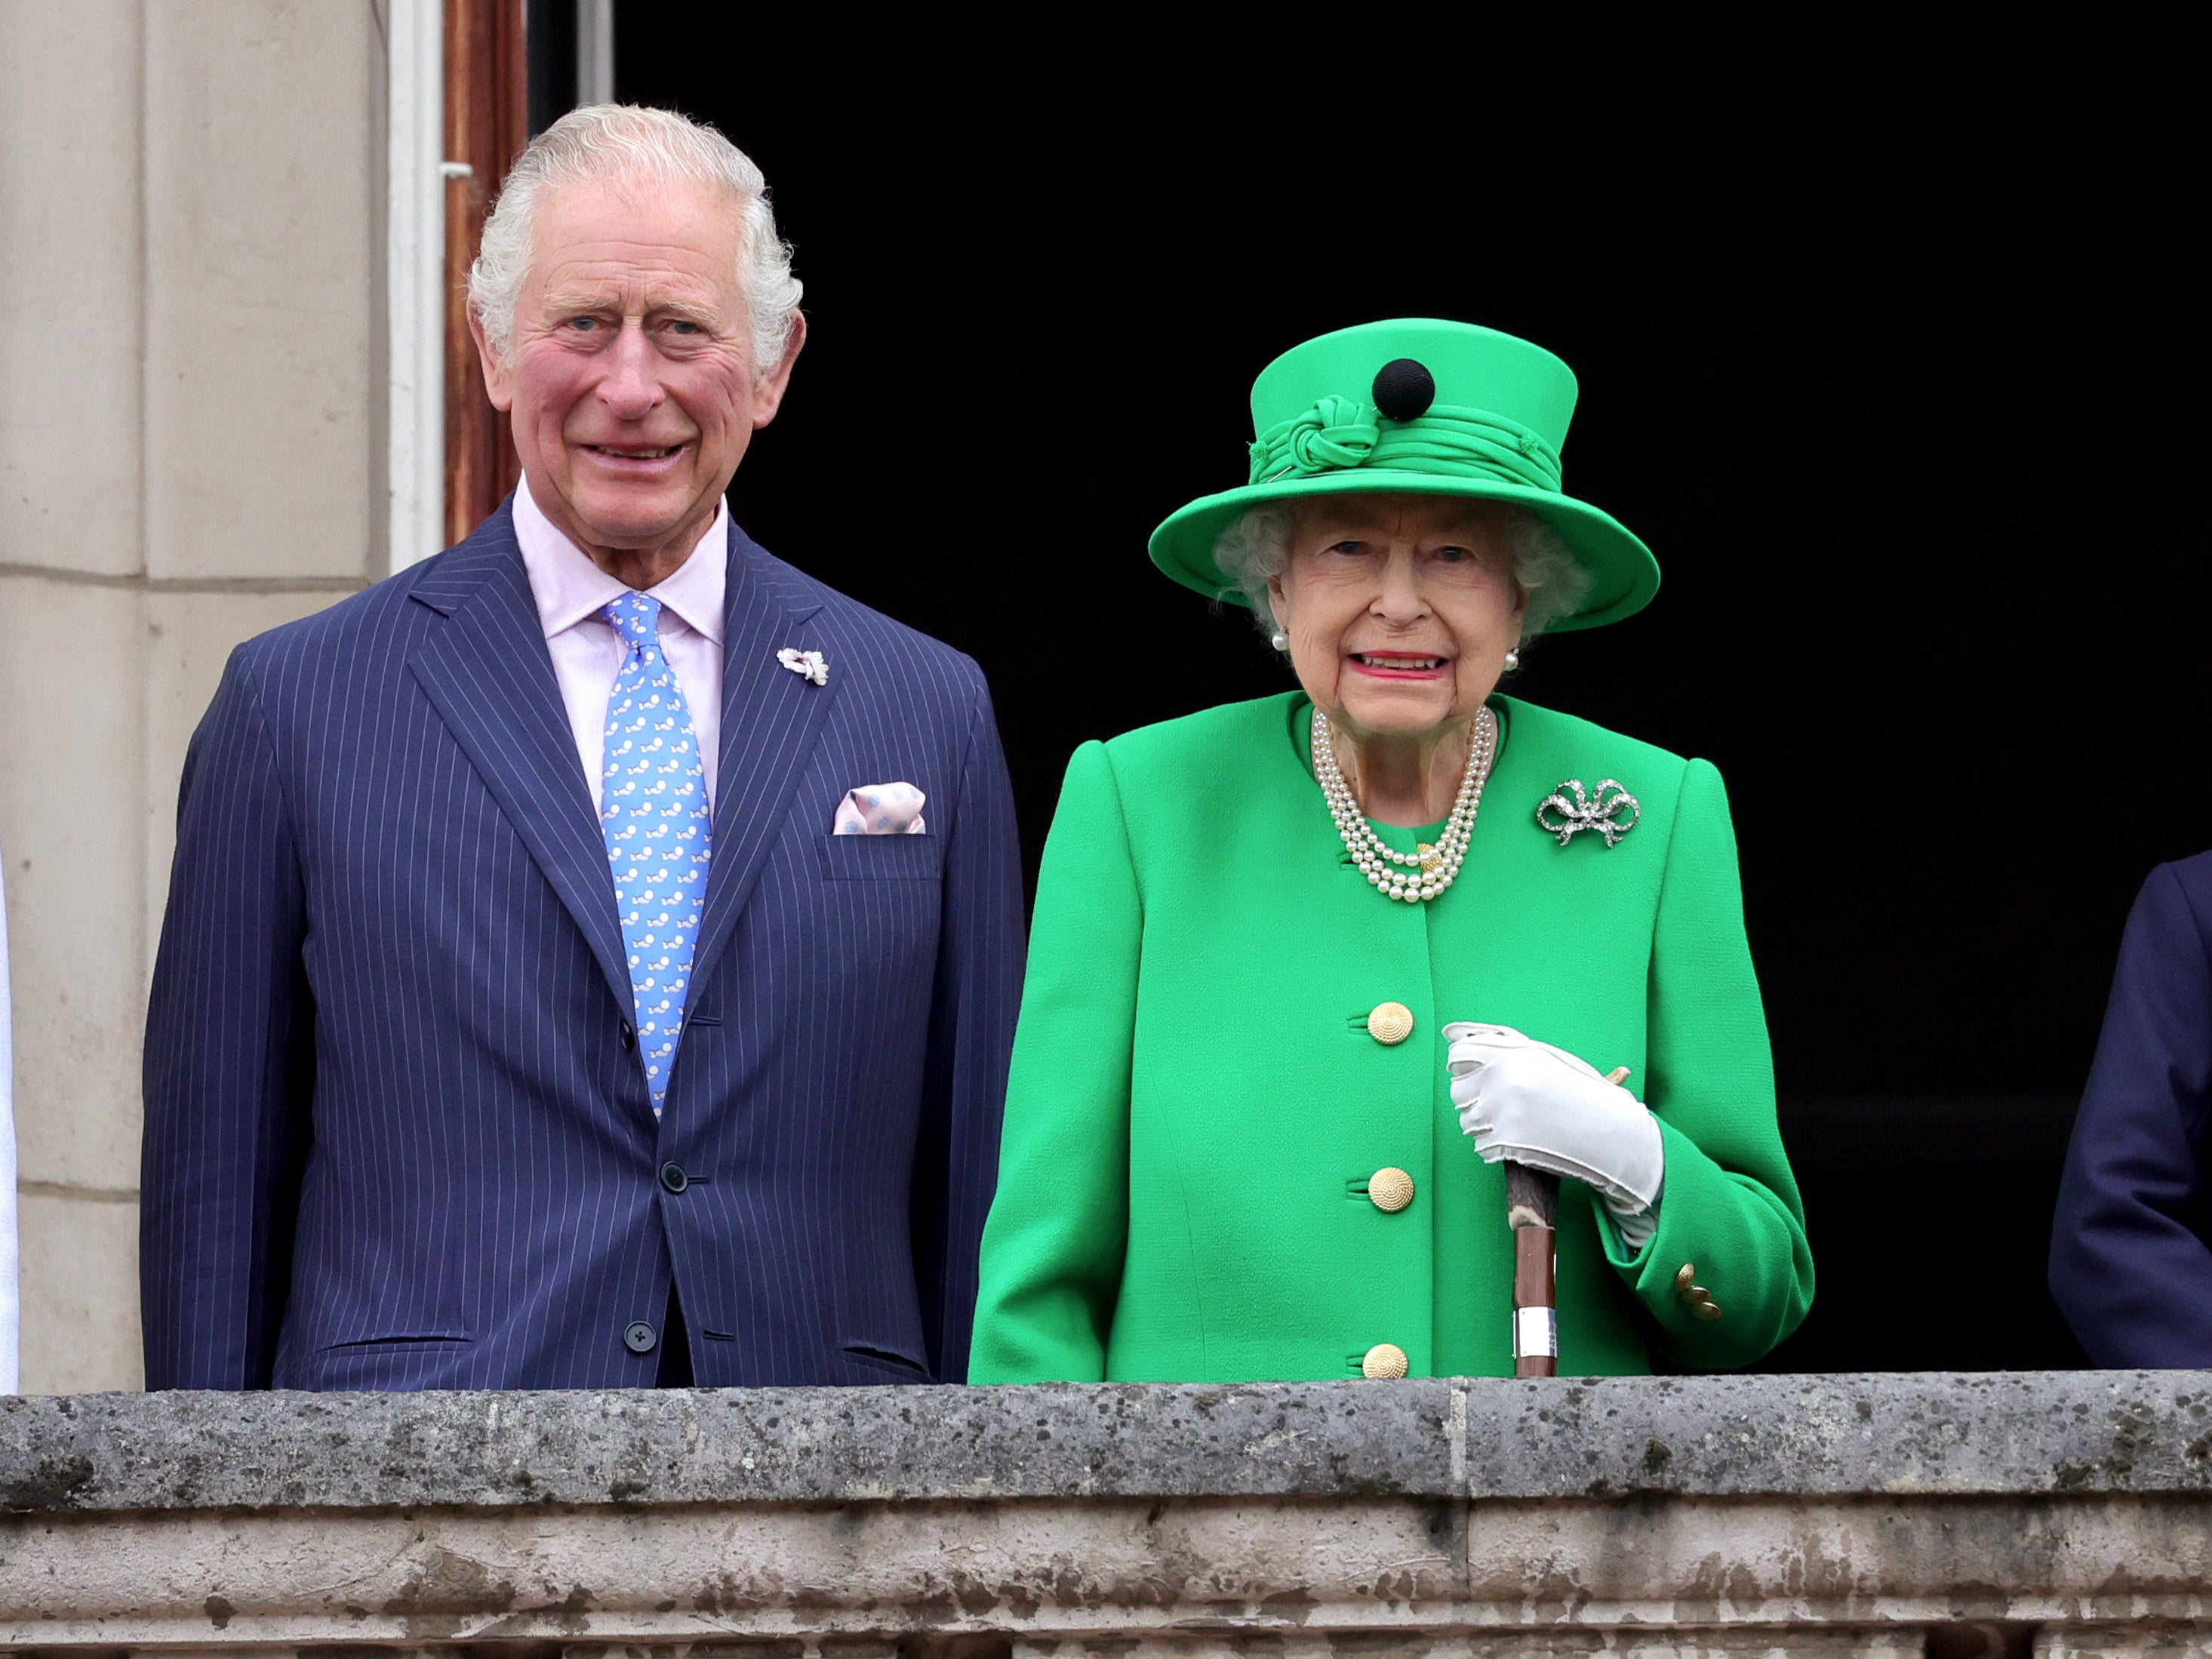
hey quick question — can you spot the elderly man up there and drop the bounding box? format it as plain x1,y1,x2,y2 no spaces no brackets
140,106,1023,1390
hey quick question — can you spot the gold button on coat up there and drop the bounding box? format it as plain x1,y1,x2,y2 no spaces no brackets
1367,1002,1414,1045
1361,1342,1409,1379
1368,1167,1415,1212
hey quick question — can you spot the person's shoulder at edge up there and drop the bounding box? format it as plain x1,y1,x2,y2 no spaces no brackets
2146,848,2212,922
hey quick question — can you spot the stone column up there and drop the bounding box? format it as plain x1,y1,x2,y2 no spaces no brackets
0,0,380,1393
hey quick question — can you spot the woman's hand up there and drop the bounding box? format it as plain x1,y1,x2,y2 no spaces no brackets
1443,1023,1664,1248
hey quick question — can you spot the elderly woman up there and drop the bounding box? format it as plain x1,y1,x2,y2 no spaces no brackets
969,319,1812,1381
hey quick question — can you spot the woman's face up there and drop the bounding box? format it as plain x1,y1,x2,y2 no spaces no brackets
1267,493,1526,743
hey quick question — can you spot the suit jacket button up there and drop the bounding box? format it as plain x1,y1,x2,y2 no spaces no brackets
659,1161,689,1194
623,1320,658,1354
619,1021,636,1051
1367,1002,1414,1045
1368,1167,1416,1211
1362,1342,1410,1379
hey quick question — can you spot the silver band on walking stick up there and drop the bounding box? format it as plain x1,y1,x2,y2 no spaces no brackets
1505,1064,1631,1379
1513,1304,1558,1362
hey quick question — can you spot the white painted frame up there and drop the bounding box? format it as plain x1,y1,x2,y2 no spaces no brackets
386,0,445,573
577,0,615,107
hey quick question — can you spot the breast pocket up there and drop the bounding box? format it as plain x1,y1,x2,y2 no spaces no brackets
815,833,944,881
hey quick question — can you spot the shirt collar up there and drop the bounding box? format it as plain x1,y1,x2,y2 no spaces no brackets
514,472,728,645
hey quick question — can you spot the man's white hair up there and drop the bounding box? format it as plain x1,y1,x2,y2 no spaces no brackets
468,104,801,375
1211,497,1595,648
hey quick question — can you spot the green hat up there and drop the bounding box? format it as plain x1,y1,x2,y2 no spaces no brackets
1148,319,1660,631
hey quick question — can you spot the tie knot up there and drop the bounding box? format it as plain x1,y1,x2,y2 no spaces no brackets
602,591,663,646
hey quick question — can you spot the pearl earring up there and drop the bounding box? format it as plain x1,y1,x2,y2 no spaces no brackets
1270,630,1289,651
1504,648,1521,671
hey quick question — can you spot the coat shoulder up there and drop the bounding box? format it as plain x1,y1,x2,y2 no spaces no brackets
1097,692,1303,774
740,534,988,704
227,502,536,685
1062,694,1312,838
2149,850,2212,921
2120,851,2212,973
223,559,447,691
1497,697,1697,795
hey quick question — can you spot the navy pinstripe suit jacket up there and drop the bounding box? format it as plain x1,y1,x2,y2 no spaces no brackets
141,502,1023,1390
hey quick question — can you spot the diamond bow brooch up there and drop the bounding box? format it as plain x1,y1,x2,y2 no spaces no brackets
1536,778,1640,848
776,648,829,687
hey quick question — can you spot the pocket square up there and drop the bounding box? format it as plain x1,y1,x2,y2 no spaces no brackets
834,782,927,836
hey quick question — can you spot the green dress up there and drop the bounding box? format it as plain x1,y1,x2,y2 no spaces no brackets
970,692,1813,1381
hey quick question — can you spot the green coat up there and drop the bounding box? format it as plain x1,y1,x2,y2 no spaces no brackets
969,692,1813,1382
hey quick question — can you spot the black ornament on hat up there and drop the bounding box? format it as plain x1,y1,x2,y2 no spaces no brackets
1371,359,1436,421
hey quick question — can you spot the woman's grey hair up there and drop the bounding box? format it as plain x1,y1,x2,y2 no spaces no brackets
468,104,802,376
1211,498,1594,650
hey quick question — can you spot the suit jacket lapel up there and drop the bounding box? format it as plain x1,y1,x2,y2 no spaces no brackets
406,505,635,1018
688,523,832,997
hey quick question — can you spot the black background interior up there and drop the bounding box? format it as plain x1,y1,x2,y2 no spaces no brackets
570,23,2204,1372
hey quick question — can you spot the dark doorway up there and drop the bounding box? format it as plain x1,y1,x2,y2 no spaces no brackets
613,27,2204,1372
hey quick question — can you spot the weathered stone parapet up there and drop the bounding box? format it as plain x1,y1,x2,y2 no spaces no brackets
3,1371,2207,1655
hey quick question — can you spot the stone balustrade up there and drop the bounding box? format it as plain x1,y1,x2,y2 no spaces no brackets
4,1371,2208,1656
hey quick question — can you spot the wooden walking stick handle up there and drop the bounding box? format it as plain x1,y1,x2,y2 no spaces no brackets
1507,1065,1630,1380
1506,1162,1560,1378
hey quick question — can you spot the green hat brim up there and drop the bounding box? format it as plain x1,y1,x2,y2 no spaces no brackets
1147,469,1660,633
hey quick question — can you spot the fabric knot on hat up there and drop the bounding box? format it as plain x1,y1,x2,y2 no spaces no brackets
1246,397,1566,494
1262,396,1380,483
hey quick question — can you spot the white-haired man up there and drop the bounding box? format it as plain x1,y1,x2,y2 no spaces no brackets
141,106,1024,1390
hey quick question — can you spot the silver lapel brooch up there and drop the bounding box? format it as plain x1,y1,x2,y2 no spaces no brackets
1537,778,1639,848
776,648,829,687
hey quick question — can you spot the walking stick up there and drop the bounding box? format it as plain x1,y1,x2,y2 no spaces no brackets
1507,1065,1630,1380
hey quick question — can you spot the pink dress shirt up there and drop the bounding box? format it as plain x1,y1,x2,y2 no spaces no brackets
512,476,725,814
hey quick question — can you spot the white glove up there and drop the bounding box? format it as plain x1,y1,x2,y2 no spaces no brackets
1443,1022,1664,1250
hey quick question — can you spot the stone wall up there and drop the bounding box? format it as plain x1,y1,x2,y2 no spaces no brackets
0,0,377,1391
4,1371,2207,1654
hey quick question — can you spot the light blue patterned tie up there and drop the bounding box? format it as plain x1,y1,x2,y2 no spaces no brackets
599,592,711,1116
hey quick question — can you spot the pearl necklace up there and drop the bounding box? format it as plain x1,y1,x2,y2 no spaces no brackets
1312,705,1499,903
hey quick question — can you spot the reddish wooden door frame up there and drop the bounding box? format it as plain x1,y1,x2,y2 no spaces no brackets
443,0,528,547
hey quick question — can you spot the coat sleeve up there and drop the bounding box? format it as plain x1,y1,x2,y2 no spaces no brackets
1602,757,1815,1367
908,671,1026,1381
2048,861,2212,1366
968,740,1140,1382
140,650,312,1389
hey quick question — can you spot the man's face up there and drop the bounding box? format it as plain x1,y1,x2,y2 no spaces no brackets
474,177,801,563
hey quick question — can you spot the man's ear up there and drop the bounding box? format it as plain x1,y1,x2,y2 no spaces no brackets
748,310,808,429
467,303,515,412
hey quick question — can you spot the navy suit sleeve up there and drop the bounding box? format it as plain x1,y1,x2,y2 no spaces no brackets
908,670,1023,1381
2050,859,2212,1367
140,651,312,1389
